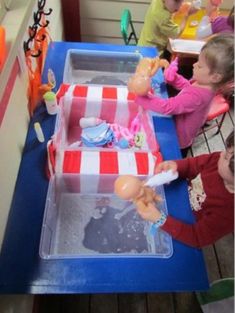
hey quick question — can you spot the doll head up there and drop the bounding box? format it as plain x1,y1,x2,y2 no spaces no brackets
127,74,152,96
127,57,169,96
114,175,144,200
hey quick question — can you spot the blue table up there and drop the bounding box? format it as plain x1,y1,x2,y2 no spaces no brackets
0,42,209,293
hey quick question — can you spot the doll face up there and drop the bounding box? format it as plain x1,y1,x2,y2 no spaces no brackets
127,74,151,96
114,175,143,200
217,148,234,192
192,51,221,87
164,0,184,13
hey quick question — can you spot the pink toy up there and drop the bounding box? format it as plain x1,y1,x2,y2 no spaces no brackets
163,57,179,83
163,57,187,90
110,123,133,141
128,57,169,96
79,117,103,128
129,112,142,135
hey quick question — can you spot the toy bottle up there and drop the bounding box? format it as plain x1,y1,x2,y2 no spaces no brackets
34,122,45,143
43,91,58,115
144,170,179,187
79,117,103,128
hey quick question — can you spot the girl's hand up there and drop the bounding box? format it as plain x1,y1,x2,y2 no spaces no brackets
136,202,161,223
164,57,178,83
154,160,178,174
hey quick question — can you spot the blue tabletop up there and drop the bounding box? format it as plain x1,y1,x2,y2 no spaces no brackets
0,42,209,293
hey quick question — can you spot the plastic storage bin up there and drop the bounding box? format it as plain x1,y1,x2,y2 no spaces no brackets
63,49,141,86
39,174,173,259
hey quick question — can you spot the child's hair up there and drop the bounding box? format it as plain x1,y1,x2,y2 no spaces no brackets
225,130,234,174
201,34,234,95
227,6,234,29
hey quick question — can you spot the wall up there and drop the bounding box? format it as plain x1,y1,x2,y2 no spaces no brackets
80,0,233,44
0,1,63,310
0,0,63,250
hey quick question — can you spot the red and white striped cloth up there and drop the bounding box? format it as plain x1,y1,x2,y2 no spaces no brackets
47,139,163,193
47,140,163,177
57,150,161,175
56,83,136,102
46,84,163,188
56,84,159,151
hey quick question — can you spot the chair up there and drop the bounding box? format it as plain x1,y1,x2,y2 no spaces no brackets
196,278,234,313
120,9,138,45
202,94,230,135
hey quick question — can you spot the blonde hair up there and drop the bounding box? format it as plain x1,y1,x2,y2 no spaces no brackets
201,34,234,95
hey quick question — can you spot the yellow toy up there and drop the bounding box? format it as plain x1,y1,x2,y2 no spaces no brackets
127,57,169,96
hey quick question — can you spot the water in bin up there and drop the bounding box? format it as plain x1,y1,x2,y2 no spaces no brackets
63,49,141,86
39,175,173,259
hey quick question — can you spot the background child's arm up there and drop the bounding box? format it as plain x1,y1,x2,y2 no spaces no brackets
174,4,199,38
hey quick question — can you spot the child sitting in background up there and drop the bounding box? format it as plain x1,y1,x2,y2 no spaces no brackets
196,6,234,38
135,34,234,157
138,0,198,57
136,130,234,248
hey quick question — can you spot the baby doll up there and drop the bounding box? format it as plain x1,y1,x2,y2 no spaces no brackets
114,175,162,212
128,57,169,96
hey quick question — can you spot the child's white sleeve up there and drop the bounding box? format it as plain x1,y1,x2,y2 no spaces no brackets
196,16,213,39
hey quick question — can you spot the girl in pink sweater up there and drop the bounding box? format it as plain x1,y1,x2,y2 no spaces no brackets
135,34,234,157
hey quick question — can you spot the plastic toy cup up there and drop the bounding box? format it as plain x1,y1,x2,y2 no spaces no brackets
43,91,58,115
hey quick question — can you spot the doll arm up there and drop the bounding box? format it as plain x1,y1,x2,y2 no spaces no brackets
135,201,162,223
164,58,190,90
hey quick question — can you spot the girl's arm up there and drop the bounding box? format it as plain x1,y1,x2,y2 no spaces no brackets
135,88,201,115
175,153,215,179
136,194,231,248
161,206,231,248
155,154,214,181
138,193,232,248
164,59,190,90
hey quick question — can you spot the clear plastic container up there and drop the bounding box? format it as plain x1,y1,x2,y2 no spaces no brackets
63,49,142,86
39,174,173,259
